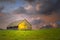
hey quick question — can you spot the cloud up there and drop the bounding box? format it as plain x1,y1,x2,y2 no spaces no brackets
0,0,60,29
31,20,43,25
0,13,12,29
38,0,60,15
0,6,4,12
14,7,26,14
0,0,16,3
13,6,36,15
24,0,60,22
0,6,4,16
25,0,60,15
25,0,35,3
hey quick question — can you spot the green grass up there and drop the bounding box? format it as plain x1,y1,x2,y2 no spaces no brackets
0,28,60,40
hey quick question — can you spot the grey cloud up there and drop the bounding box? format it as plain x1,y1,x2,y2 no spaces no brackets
0,6,4,12
25,0,60,15
24,0,60,22
13,6,36,15
0,0,16,2
0,12,18,29
38,0,60,15
14,7,27,14
25,0,35,3
31,20,43,25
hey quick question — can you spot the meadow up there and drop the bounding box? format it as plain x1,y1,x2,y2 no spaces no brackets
0,28,60,40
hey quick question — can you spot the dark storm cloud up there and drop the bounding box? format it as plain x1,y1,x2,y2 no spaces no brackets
39,0,60,15
25,0,35,3
25,0,60,15
12,0,60,21
23,0,60,23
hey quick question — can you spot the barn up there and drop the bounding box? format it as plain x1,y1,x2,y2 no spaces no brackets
7,19,32,30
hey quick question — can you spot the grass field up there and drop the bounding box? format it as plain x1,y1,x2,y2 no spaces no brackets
0,28,60,40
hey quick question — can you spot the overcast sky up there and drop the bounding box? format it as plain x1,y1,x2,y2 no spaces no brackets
0,0,60,29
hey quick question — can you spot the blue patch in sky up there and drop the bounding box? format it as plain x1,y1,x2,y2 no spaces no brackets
0,0,26,13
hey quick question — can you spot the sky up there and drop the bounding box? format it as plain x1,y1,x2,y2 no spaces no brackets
0,0,60,29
